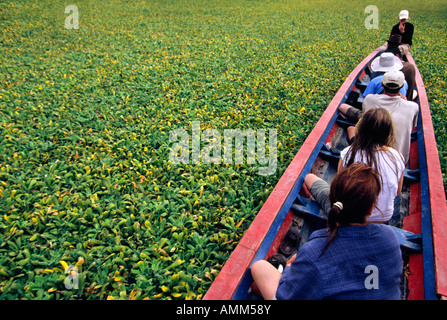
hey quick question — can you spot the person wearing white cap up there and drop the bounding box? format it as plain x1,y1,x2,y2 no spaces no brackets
338,52,408,123
362,70,419,164
339,70,418,164
390,10,414,56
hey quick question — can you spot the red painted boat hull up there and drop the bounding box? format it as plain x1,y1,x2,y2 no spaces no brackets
204,47,447,300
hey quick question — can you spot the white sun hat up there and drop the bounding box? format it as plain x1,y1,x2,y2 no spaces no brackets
371,52,403,72
399,10,409,20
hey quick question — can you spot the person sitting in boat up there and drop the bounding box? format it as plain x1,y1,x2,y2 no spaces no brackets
390,10,414,57
338,52,408,122
305,107,405,223
251,163,403,300
384,35,416,101
339,70,418,164
362,52,408,98
361,70,418,164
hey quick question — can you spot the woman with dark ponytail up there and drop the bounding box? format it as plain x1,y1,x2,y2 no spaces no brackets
251,163,403,300
321,162,382,254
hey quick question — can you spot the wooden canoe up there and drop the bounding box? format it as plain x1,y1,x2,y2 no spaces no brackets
203,46,447,300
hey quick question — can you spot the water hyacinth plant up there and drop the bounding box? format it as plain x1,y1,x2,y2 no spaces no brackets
0,0,446,299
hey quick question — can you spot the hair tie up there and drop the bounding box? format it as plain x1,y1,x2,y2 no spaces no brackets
333,202,344,211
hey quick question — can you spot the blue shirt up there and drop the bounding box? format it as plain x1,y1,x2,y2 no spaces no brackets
363,75,408,97
275,224,402,300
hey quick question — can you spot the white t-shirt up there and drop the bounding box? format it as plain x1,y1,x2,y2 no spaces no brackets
362,94,419,164
340,146,405,223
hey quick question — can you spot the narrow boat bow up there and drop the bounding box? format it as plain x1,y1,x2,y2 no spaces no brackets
204,47,447,300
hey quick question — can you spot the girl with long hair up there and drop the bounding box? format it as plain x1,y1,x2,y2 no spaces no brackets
305,107,405,223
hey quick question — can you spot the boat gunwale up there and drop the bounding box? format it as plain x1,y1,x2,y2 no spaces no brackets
204,47,447,300
406,53,447,299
